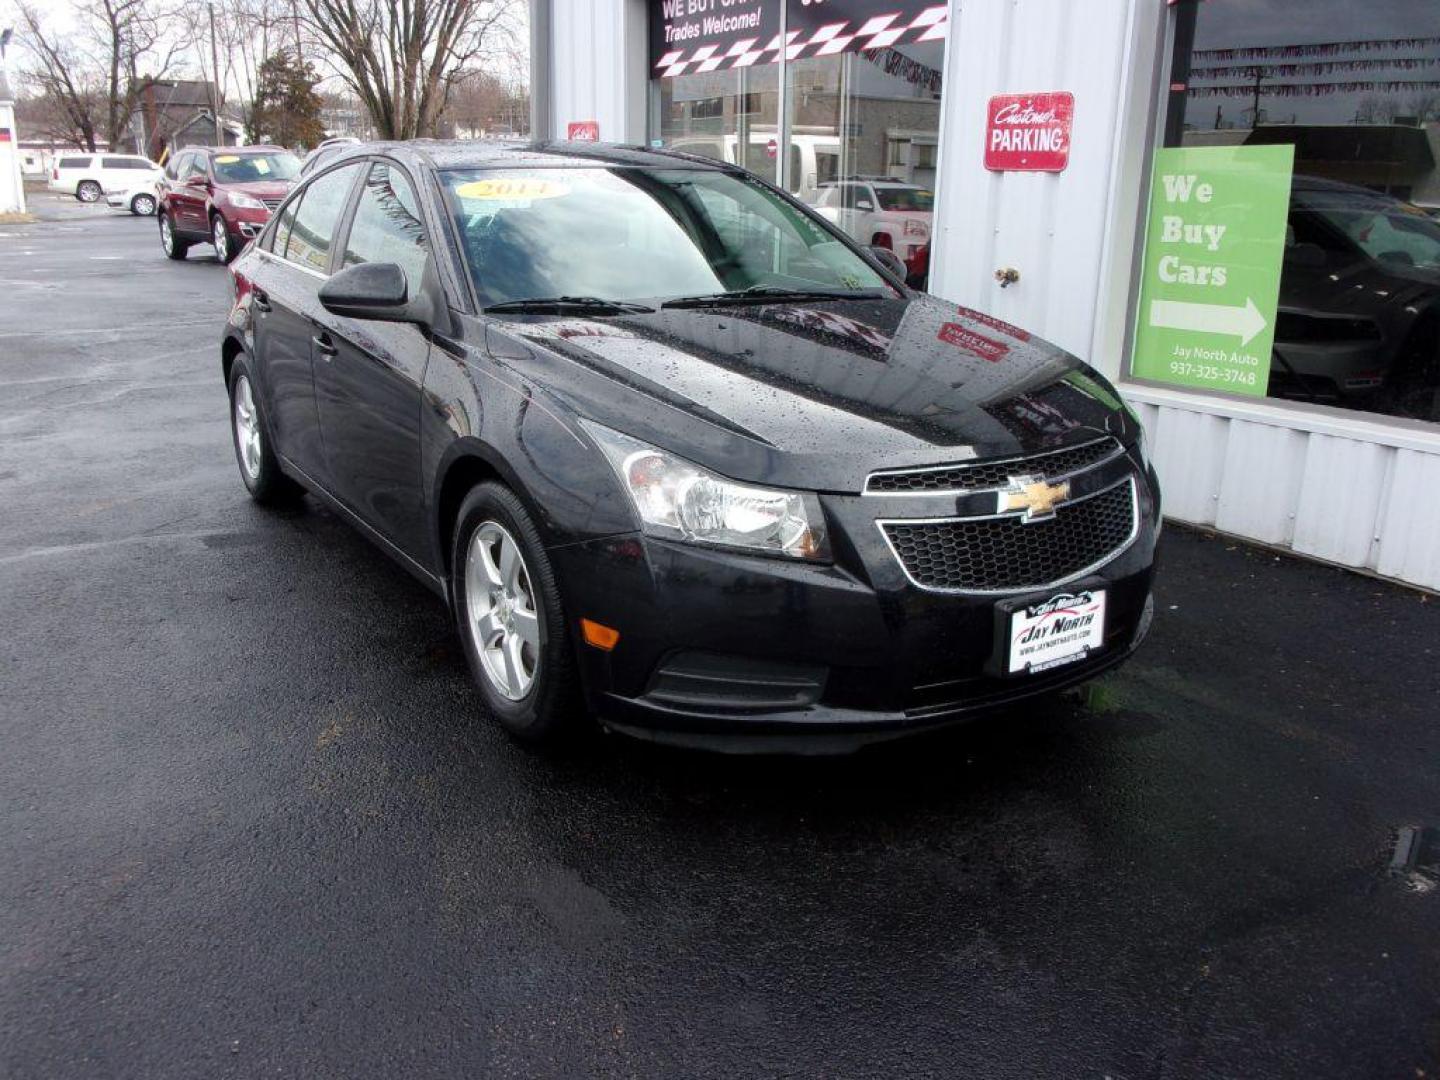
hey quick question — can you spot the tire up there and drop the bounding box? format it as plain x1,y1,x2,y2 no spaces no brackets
212,214,237,264
227,355,303,506
131,193,157,216
451,483,582,746
76,180,102,203
159,212,189,260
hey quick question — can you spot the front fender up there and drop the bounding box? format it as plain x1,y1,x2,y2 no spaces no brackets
420,335,638,584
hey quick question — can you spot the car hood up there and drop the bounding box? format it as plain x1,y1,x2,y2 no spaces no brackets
485,293,1136,493
1280,255,1440,317
221,180,294,199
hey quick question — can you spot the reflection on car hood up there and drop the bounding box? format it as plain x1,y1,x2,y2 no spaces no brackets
1280,255,1440,317
489,293,1133,492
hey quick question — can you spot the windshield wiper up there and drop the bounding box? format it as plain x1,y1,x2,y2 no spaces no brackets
662,285,886,309
484,296,656,315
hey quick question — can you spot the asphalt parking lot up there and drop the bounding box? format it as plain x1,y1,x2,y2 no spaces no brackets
2,193,1439,1079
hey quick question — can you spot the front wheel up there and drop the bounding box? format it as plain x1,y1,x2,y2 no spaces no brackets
76,180,102,203
452,483,582,746
159,213,189,260
212,215,237,264
131,193,157,216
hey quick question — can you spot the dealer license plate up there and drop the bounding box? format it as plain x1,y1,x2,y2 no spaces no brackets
1007,590,1106,674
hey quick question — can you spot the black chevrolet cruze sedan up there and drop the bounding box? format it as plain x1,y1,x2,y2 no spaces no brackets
220,140,1160,752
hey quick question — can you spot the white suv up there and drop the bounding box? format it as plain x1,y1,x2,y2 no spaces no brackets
48,153,163,203
813,179,934,261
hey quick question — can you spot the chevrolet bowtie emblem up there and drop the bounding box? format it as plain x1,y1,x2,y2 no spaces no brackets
998,474,1071,522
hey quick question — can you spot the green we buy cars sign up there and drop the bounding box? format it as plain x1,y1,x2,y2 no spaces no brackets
1131,145,1294,396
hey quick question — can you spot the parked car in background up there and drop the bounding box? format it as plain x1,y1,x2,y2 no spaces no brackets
220,141,1159,752
106,182,160,217
158,145,302,263
301,136,362,176
48,153,162,204
813,179,933,275
1272,176,1440,421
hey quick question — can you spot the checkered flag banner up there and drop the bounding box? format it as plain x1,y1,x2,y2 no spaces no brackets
654,5,948,79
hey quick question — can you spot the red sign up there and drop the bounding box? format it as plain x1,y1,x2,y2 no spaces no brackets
0,128,11,144
984,92,1074,173
567,120,600,142
765,138,778,160
952,306,1031,343
938,323,1010,363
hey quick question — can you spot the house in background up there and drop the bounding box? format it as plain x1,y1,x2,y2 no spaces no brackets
132,80,245,160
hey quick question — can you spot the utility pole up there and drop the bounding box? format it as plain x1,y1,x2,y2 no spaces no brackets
208,1,223,144
1249,67,1266,130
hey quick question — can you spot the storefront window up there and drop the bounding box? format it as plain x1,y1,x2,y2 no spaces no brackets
647,0,947,289
1131,0,1440,424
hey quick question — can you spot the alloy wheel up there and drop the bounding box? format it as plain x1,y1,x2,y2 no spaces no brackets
77,181,101,203
232,375,262,482
213,218,230,262
464,521,541,701
133,194,156,216
160,215,174,255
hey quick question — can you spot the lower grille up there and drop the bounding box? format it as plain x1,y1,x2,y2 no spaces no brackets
881,478,1137,593
261,198,283,211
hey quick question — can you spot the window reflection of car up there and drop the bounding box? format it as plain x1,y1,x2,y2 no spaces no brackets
1274,176,1440,420
813,179,933,283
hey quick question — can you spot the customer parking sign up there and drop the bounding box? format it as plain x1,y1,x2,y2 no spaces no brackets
1131,145,1294,396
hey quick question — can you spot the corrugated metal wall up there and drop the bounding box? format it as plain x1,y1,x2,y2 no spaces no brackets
1132,391,1440,591
547,0,645,142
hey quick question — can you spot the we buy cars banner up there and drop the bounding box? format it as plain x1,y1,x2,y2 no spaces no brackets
651,0,947,79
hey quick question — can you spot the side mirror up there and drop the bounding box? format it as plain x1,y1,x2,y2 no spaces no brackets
186,174,209,188
856,199,875,211
319,262,430,324
869,245,907,279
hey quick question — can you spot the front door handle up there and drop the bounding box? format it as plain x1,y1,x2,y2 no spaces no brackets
252,289,271,313
312,333,338,358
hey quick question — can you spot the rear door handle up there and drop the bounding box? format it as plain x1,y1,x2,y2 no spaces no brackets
312,332,338,358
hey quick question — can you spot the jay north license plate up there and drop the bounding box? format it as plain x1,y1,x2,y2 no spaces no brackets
1007,590,1106,674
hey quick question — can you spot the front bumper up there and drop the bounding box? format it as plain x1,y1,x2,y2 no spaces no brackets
223,206,272,240
552,456,1160,752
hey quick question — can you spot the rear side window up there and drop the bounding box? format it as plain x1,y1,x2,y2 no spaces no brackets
340,163,430,289
103,156,148,169
58,157,91,169
282,164,362,273
268,197,300,256
164,153,186,181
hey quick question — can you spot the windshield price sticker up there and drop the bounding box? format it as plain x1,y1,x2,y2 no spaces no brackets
454,178,570,202
1131,145,1294,396
1008,591,1106,674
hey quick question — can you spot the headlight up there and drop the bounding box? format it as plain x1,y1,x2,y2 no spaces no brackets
904,218,929,237
583,422,829,561
228,191,267,210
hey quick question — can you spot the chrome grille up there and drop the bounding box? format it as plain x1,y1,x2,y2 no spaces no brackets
880,478,1137,593
866,437,1123,494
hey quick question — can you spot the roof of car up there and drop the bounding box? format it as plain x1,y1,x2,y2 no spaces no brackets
194,144,291,156
316,139,737,173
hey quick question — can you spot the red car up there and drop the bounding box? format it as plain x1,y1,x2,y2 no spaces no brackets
157,145,302,263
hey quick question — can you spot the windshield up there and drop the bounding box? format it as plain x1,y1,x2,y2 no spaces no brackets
213,152,301,184
876,187,934,212
441,166,891,306
1296,189,1440,271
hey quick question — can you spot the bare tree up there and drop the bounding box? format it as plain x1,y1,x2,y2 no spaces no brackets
299,0,520,139
14,3,105,149
1407,93,1440,124
14,0,177,151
